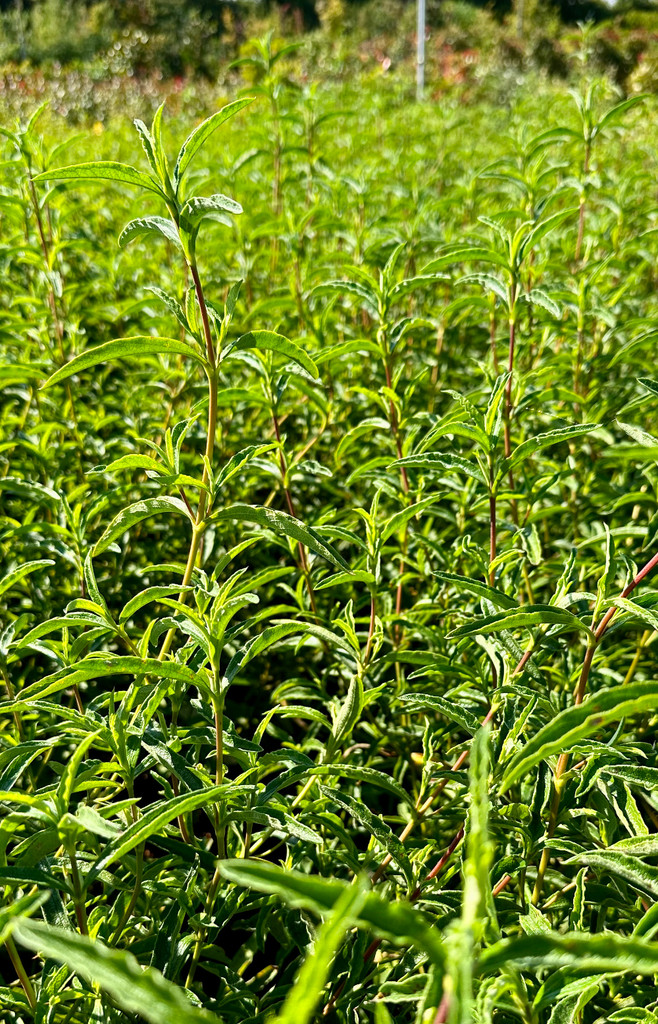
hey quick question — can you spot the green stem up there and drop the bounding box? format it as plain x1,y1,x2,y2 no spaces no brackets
158,265,218,662
69,849,88,936
6,934,36,1010
111,844,144,945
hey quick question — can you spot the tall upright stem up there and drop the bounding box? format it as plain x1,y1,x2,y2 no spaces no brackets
503,282,517,463
6,935,36,1009
575,141,591,263
158,262,217,661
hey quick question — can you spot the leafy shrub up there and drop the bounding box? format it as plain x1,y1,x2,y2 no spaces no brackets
3,47,658,1024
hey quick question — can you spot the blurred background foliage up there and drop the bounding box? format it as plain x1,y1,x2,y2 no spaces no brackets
2,0,658,116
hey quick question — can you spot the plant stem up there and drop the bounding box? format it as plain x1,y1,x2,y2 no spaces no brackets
69,849,89,935
6,934,36,1009
575,141,591,263
190,263,215,366
158,262,218,661
364,590,376,665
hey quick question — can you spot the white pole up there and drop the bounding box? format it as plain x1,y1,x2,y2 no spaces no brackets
417,0,426,101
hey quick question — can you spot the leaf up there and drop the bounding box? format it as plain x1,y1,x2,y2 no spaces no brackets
210,504,349,569
87,785,227,883
400,693,481,736
502,682,658,792
394,453,486,485
119,585,193,623
102,454,164,476
180,194,243,227
174,97,253,186
34,162,163,196
215,442,277,489
303,764,413,808
93,496,192,556
432,572,516,610
312,279,379,314
146,286,190,334
118,217,182,251
331,674,364,750
12,655,198,705
325,789,414,886
381,496,441,542
448,605,591,640
638,377,658,398
226,331,319,379
612,597,658,633
522,288,562,318
218,860,445,965
13,918,222,1024
547,986,599,1024
478,931,658,975
602,765,658,789
518,208,578,260
484,373,511,439
596,95,646,133
315,570,375,591
422,247,510,274
505,423,597,471
0,477,61,508
568,849,658,897
0,559,54,599
42,337,204,389
0,866,72,894
222,623,305,687
606,835,658,856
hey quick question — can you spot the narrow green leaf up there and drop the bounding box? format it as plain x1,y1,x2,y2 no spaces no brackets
180,194,243,227
210,504,349,569
13,918,222,1024
0,560,54,599
226,331,319,379
0,866,71,894
607,835,658,856
502,682,658,792
93,496,192,556
568,849,658,897
394,453,486,485
87,785,227,883
326,789,413,884
119,585,193,623
222,623,305,687
274,877,369,1024
118,216,182,251
448,605,591,640
331,674,364,749
422,247,511,274
34,161,163,196
479,931,658,975
400,693,481,735
505,423,597,471
174,97,253,186
218,860,445,965
12,656,198,705
432,572,516,610
42,337,205,389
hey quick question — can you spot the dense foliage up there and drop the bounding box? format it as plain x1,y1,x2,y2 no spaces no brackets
4,41,658,1024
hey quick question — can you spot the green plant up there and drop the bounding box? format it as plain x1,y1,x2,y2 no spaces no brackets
3,60,658,1024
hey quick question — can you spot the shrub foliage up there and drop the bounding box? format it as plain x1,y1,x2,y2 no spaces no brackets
2,53,658,1024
